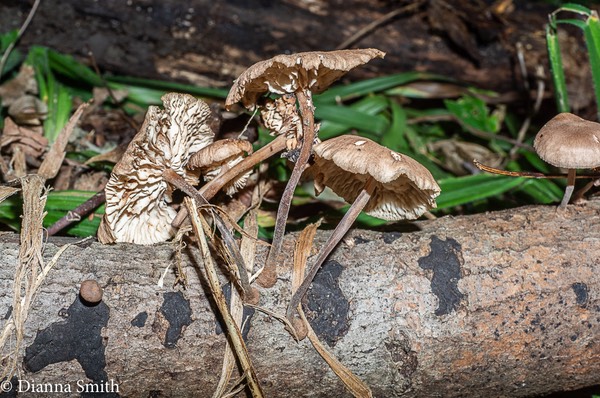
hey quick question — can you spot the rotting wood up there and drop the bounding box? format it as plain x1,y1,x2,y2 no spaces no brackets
0,200,599,397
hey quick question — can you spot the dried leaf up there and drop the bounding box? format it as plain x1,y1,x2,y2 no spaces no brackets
0,64,37,107
38,102,89,180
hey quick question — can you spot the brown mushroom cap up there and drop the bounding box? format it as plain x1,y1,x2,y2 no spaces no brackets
225,48,385,109
313,135,440,220
187,138,254,196
80,280,103,304
187,138,253,169
533,112,600,169
98,93,215,244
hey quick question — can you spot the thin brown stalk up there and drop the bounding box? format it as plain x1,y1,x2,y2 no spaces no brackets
287,178,375,321
172,134,287,228
290,220,372,397
164,169,251,297
47,191,106,236
186,198,264,398
263,89,316,281
474,159,600,179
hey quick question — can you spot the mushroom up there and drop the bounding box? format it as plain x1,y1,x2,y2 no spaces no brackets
80,280,103,305
225,48,386,278
287,135,440,320
533,112,600,207
187,138,254,196
98,92,214,244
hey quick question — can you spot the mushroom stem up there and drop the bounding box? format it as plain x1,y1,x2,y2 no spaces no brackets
263,89,316,282
286,176,377,321
560,168,577,208
171,134,288,227
163,168,252,297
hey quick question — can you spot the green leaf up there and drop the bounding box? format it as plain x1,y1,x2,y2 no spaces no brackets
444,96,500,133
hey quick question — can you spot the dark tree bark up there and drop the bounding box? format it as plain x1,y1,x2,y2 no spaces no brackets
1,200,599,397
1,0,594,112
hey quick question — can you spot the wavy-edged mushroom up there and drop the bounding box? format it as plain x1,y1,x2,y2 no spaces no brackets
533,112,600,207
98,92,214,244
287,135,440,320
225,49,386,280
187,138,253,196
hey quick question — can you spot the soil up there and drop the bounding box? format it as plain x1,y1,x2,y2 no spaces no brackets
2,0,589,110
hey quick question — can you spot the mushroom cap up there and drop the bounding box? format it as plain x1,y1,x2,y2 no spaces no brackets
313,135,440,221
187,138,254,196
225,48,385,109
98,93,215,244
80,280,103,304
533,112,600,169
187,138,253,169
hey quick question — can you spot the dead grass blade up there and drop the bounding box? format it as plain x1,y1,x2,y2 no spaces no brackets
213,208,259,398
185,198,264,398
38,101,89,179
291,220,373,398
0,185,19,203
0,177,87,381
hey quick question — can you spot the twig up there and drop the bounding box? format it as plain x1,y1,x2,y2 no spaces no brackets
336,1,425,50
47,191,106,236
473,159,600,179
0,0,41,78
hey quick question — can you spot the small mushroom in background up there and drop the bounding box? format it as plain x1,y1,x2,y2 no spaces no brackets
287,135,440,322
98,92,215,244
80,279,103,305
187,138,254,196
533,112,600,207
224,48,386,282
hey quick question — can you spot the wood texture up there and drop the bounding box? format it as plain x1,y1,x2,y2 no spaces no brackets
0,200,599,397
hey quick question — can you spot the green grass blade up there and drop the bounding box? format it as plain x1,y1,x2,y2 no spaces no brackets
381,100,409,151
584,12,600,119
0,190,104,237
436,174,525,209
314,104,389,135
46,48,104,86
43,191,105,237
317,95,390,139
553,3,592,16
546,23,570,112
107,76,229,100
0,29,21,78
314,72,449,103
519,179,563,204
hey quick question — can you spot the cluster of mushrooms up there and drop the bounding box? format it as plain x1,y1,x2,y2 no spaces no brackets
97,48,442,326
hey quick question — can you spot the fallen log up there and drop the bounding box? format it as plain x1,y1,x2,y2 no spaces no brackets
0,200,599,397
